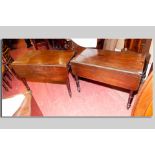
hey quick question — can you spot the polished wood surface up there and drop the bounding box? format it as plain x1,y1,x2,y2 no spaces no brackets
12,50,74,83
72,63,141,91
72,49,145,74
71,49,146,91
132,72,153,116
13,50,74,66
124,39,152,69
68,40,86,55
12,50,75,96
71,49,146,109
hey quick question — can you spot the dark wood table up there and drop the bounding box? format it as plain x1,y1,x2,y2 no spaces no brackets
11,50,75,97
71,49,146,109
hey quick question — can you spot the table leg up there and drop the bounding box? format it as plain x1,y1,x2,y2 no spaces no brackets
11,68,31,91
66,77,72,97
21,78,31,91
75,75,80,92
127,91,134,109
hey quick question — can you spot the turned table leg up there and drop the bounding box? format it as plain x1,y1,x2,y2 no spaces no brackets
21,78,31,91
11,68,31,91
66,77,72,97
127,91,134,109
75,75,80,92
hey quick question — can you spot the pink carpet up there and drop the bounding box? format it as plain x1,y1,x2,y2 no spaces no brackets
2,71,134,116
2,39,135,116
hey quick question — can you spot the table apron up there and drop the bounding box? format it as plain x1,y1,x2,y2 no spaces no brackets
12,65,69,84
71,63,141,91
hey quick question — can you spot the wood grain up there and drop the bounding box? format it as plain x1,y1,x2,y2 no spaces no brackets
132,72,153,116
72,49,145,74
71,63,141,90
71,49,146,91
13,50,74,66
12,50,75,84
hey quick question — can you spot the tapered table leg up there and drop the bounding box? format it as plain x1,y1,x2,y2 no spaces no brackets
75,75,80,92
11,68,31,91
21,78,31,91
66,77,72,97
127,91,134,109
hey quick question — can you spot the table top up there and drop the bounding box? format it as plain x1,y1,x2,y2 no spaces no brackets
12,50,75,67
71,49,146,74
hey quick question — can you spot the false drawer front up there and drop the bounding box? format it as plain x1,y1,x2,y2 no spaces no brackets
12,64,68,84
71,62,141,91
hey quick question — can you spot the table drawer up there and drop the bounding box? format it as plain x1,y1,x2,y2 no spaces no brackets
71,63,141,91
12,64,68,83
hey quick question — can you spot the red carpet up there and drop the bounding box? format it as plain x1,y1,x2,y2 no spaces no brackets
2,72,134,116
2,39,134,116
